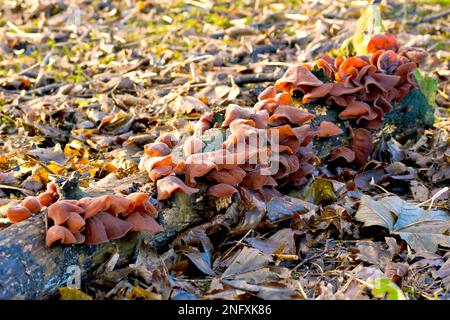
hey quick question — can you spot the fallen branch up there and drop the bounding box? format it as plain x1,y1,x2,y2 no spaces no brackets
407,8,450,25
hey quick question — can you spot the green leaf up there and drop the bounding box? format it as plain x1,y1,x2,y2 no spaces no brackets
371,278,406,300
303,178,336,205
340,1,384,56
414,69,438,107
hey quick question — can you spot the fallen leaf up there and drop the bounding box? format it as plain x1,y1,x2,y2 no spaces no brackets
168,96,210,114
354,168,386,191
266,196,317,222
384,262,408,283
221,247,272,279
356,241,392,266
353,265,384,283
183,247,216,276
410,180,430,202
356,195,450,253
28,144,66,165
436,257,450,290
303,178,336,205
246,228,297,256
371,278,406,300
127,286,161,300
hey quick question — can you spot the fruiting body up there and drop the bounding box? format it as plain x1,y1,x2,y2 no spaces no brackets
46,225,78,246
6,206,32,223
22,197,42,214
45,192,163,247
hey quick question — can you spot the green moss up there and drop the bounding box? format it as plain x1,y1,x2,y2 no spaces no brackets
182,17,201,31
214,5,229,11
67,66,88,83
125,31,142,43
384,89,435,138
415,0,450,4
205,12,231,29
45,39,56,48
172,51,182,60
99,54,116,65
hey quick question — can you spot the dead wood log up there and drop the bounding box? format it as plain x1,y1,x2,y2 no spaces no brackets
0,89,434,299
0,173,213,299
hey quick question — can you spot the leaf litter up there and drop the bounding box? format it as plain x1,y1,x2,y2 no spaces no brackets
0,0,449,300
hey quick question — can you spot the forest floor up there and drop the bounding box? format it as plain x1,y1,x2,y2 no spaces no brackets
0,0,449,300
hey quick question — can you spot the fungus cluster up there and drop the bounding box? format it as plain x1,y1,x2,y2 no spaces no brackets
46,192,162,246
140,33,425,202
141,96,321,202
6,182,163,246
274,33,425,166
6,182,58,223
140,88,322,202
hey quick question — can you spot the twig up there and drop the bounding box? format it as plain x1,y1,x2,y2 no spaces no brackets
18,62,41,76
160,55,214,77
24,154,60,177
369,177,394,195
407,8,450,25
5,21,43,40
291,244,329,273
417,187,449,210
233,71,284,85
0,184,33,196
31,83,64,95
221,229,252,262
